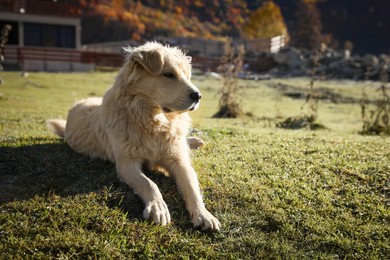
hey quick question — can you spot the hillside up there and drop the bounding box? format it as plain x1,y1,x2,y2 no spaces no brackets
77,0,389,54
79,0,258,43
275,0,390,54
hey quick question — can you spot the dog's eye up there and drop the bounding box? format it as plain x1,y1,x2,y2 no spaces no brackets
163,72,175,79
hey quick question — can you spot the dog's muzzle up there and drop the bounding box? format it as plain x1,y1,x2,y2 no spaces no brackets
162,91,202,113
189,91,202,102
189,91,202,111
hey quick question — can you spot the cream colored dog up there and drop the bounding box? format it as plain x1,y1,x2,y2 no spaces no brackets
48,42,220,231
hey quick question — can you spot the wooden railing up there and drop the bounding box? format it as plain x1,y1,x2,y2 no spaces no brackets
18,47,82,62
3,45,124,70
192,55,277,72
192,56,220,71
2,45,18,62
2,44,279,72
81,52,123,67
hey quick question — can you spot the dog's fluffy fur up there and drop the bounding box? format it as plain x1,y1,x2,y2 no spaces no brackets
48,42,220,230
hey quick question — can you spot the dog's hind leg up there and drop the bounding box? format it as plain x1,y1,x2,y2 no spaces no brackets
47,119,66,138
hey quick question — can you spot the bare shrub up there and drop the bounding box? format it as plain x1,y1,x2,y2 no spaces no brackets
277,45,325,130
213,39,245,118
360,62,390,135
0,24,12,86
276,81,323,130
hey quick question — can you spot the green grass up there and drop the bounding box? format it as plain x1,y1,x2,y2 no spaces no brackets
1,72,389,259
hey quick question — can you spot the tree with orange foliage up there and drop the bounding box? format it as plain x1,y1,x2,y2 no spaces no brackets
243,1,288,39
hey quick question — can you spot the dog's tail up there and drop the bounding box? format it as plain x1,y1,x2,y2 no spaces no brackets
47,119,66,138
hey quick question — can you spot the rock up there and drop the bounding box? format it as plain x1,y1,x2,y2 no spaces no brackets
206,71,223,79
328,59,342,70
379,54,389,64
273,47,304,69
362,54,379,68
344,49,351,59
253,46,388,81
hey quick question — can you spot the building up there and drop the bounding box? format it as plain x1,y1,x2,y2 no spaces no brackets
0,0,94,71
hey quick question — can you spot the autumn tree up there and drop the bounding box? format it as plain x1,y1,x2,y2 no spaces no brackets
243,1,288,39
290,0,323,50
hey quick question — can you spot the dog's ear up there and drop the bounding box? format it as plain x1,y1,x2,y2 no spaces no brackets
133,50,164,76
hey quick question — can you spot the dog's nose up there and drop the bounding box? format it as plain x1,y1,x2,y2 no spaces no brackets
189,92,202,101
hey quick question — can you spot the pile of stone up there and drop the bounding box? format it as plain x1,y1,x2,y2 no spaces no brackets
250,46,390,81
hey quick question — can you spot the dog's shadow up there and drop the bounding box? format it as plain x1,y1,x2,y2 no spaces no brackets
0,138,188,227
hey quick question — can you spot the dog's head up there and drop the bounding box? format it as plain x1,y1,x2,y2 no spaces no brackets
120,42,201,114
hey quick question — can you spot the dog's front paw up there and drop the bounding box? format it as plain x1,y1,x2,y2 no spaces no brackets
191,207,221,231
143,199,171,226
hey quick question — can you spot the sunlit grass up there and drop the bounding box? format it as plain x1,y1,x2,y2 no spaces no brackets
1,72,389,258
192,75,378,133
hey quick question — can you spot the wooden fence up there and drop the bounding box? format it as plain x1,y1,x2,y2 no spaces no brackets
3,45,123,71
192,55,276,72
3,38,282,72
18,47,82,63
166,35,286,56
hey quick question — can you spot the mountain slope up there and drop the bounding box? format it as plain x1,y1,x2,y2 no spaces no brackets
77,0,389,54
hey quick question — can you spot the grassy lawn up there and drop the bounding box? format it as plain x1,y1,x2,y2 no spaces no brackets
0,71,389,259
